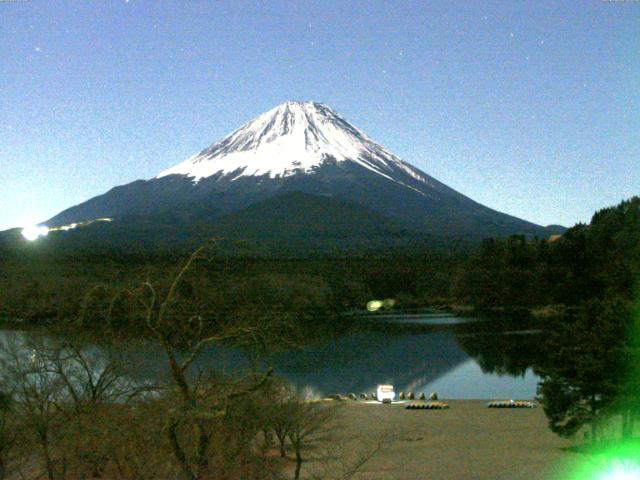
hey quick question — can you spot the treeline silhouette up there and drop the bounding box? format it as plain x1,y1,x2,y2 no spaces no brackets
456,197,640,444
1,197,637,327
454,196,639,309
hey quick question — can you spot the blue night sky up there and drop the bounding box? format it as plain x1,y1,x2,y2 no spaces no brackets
1,0,638,231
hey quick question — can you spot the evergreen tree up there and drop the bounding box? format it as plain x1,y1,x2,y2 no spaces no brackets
537,300,630,441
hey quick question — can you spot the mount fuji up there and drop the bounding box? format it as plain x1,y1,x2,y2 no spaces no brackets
39,101,558,253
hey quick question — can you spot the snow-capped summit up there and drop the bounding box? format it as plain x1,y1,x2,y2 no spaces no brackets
42,101,558,249
157,101,428,186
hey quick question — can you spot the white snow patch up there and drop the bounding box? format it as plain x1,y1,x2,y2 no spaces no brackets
156,101,431,193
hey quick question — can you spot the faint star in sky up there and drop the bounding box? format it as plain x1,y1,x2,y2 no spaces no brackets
2,0,637,230
35,46,41,52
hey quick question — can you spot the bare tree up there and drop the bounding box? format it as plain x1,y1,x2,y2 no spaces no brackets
269,396,386,480
0,389,16,480
257,378,297,458
286,401,338,480
0,333,150,480
43,342,145,414
79,244,282,480
0,336,66,480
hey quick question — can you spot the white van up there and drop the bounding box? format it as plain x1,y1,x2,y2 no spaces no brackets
376,384,395,403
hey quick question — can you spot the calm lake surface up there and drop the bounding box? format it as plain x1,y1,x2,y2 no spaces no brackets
0,313,543,400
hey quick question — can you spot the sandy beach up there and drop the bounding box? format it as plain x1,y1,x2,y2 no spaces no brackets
310,400,580,480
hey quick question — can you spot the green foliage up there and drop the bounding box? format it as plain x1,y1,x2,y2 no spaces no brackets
452,197,640,443
536,300,629,439
454,235,547,308
0,246,463,328
455,196,640,309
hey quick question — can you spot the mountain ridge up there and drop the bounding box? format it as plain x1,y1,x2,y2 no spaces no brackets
37,100,561,252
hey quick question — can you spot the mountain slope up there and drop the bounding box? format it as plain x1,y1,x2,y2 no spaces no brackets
42,101,558,249
210,191,405,239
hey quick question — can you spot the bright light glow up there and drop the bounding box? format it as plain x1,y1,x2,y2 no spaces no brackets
52,218,112,232
367,300,384,312
21,225,49,241
367,298,395,312
20,217,113,240
562,440,640,480
600,461,640,480
377,384,395,402
58,223,78,231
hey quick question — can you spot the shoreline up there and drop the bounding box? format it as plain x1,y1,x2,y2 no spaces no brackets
316,400,578,480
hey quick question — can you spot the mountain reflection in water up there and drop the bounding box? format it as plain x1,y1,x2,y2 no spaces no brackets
0,314,546,399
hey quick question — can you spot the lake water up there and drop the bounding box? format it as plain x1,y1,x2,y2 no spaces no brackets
0,313,543,400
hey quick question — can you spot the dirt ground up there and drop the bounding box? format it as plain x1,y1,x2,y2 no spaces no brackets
310,400,581,480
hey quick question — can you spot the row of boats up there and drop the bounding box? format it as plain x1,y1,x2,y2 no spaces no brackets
329,385,536,408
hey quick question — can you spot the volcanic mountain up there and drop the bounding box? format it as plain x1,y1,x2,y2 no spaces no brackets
40,101,558,253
